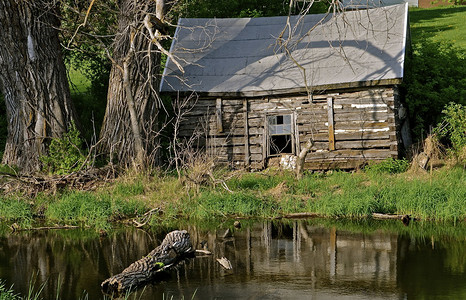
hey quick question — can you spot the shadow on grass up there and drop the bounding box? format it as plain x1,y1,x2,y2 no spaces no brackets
409,6,466,41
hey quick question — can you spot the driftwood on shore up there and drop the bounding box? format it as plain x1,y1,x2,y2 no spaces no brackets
101,230,194,294
10,223,79,232
372,213,411,225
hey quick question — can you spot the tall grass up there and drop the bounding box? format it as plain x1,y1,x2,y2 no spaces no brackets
0,165,463,230
45,191,147,230
0,280,20,300
156,164,464,222
0,197,33,228
301,166,465,221
0,277,146,300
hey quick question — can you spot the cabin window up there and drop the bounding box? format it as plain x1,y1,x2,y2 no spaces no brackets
267,114,294,156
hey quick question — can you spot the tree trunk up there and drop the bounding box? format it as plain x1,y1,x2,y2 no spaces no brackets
0,0,76,173
99,0,163,169
101,230,194,294
296,138,314,179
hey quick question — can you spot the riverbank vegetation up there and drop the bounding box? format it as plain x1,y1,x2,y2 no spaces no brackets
0,159,464,231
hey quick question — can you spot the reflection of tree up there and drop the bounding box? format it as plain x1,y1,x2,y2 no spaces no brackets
396,234,466,299
0,229,164,298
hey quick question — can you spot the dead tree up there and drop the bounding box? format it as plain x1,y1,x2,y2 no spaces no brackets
296,138,314,179
101,230,194,294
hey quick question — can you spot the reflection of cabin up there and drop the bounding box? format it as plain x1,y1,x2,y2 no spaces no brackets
187,221,400,298
161,4,411,170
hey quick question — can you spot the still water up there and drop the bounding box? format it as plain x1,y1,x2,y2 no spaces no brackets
0,219,465,299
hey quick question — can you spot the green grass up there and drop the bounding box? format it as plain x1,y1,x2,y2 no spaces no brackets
0,280,20,300
45,190,148,230
2,165,463,228
0,197,33,227
157,164,466,223
410,6,466,49
0,185,148,231
68,67,91,94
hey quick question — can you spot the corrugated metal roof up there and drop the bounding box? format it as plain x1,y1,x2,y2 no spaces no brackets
160,4,408,96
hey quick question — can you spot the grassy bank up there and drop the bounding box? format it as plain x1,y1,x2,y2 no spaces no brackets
1,164,464,231
409,6,466,50
183,164,465,222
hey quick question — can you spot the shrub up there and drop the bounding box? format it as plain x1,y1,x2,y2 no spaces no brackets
435,102,466,158
40,121,87,174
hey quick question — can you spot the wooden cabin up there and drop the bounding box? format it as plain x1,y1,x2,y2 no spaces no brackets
160,4,411,170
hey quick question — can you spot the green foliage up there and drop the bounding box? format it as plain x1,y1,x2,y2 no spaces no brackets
170,0,333,19
0,164,17,175
175,166,466,221
169,0,290,18
0,280,20,300
61,1,114,143
68,66,107,143
435,102,466,154
364,158,410,174
401,39,466,140
40,122,87,175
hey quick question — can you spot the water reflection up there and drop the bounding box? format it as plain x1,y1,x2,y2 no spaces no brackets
0,220,465,299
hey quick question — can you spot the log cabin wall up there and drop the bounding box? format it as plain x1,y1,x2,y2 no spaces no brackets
177,86,403,170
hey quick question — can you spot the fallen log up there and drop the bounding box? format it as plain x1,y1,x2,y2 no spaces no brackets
10,223,80,232
372,213,411,226
282,212,321,219
101,230,194,294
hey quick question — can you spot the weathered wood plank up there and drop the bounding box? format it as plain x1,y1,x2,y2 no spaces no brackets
299,131,391,142
335,139,395,149
244,99,250,166
334,121,390,130
297,123,329,132
199,135,265,146
327,97,335,151
216,97,223,133
305,149,395,160
303,159,368,170
333,111,391,122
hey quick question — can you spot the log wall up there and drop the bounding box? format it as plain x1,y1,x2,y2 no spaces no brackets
177,86,404,170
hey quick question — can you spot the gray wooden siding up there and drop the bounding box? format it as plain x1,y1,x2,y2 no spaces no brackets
178,86,401,170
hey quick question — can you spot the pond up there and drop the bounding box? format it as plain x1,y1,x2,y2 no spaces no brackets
0,219,465,299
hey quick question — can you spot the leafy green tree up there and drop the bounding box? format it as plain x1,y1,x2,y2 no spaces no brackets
170,0,289,18
401,39,466,141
